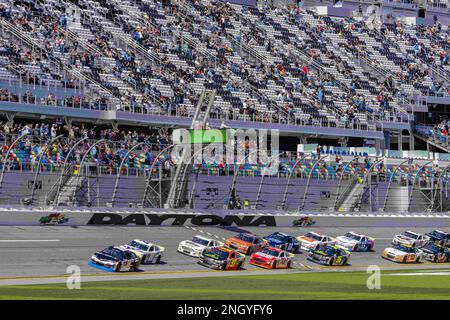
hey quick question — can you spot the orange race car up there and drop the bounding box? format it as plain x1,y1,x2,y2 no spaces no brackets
224,233,267,255
381,244,423,263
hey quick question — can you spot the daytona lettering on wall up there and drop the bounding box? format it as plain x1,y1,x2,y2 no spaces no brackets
87,213,276,226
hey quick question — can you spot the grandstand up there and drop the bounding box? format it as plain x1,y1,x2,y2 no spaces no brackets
0,0,449,213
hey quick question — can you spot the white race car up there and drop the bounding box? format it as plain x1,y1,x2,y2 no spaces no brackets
335,232,375,252
177,235,223,257
392,231,430,248
382,244,423,263
120,239,164,264
296,232,335,251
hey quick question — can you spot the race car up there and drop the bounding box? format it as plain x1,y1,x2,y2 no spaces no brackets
263,232,300,253
198,246,245,270
307,245,350,266
292,216,315,227
224,233,267,255
421,242,450,263
177,235,223,257
297,232,335,251
120,239,164,264
335,232,375,252
392,231,429,248
89,246,140,272
426,230,450,247
249,247,294,269
381,244,423,263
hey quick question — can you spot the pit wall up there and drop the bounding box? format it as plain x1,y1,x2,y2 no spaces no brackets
0,209,449,228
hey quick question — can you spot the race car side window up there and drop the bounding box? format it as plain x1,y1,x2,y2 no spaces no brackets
362,237,366,242
148,246,154,252
280,252,285,257
230,253,236,259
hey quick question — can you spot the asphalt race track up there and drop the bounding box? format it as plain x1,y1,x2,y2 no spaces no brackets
0,225,449,285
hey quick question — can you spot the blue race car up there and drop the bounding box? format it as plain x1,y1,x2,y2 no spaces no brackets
263,232,300,253
89,246,140,272
426,230,450,247
421,242,450,263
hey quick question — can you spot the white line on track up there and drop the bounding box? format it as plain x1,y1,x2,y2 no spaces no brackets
0,240,60,242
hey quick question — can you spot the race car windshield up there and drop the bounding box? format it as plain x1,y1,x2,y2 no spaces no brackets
236,234,256,243
344,233,361,241
393,244,416,253
97,248,124,261
192,237,210,246
305,233,322,241
429,230,446,238
403,231,419,239
204,248,229,260
129,241,149,251
268,233,289,242
260,248,279,256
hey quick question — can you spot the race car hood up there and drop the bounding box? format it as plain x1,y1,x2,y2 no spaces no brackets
265,238,283,246
310,249,329,257
227,238,252,247
180,240,205,250
202,251,224,261
119,245,145,256
251,252,275,260
394,235,414,242
298,236,316,243
336,236,358,245
384,247,409,256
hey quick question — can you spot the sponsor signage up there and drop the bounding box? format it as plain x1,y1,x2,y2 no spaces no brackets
87,213,276,226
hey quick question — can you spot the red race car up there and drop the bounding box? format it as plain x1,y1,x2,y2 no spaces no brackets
249,247,294,269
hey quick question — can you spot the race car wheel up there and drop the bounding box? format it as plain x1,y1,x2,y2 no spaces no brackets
402,256,407,263
367,244,373,252
293,245,299,253
433,256,438,263
115,262,122,272
271,260,277,269
342,257,347,265
287,260,292,269
155,255,161,264
130,262,137,272
236,261,242,270
246,247,252,255
415,257,420,263
328,258,334,266
353,244,358,252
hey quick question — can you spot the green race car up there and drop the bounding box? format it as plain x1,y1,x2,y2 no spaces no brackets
307,245,350,266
